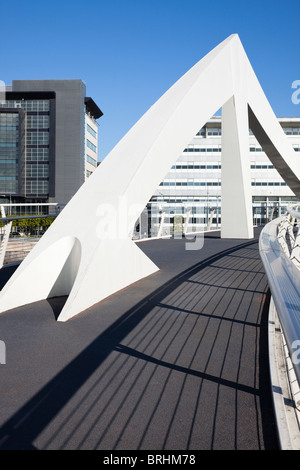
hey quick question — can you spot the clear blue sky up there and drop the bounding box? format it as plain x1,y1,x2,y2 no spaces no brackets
1,0,299,161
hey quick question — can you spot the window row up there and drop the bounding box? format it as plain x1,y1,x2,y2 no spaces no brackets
0,181,18,193
195,126,300,137
183,146,279,153
284,128,300,135
184,147,221,152
26,131,49,145
26,180,49,194
252,181,287,186
0,125,18,130
171,164,221,170
0,135,19,144
207,128,222,136
0,149,18,158
0,122,18,128
0,115,19,124
0,142,18,147
0,159,18,164
26,148,49,161
26,115,49,128
0,127,19,135
251,164,274,169
172,163,276,170
0,100,50,111
0,164,18,176
160,181,221,186
26,164,49,178
159,181,288,187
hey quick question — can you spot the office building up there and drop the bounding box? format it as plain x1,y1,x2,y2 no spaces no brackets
0,80,102,213
143,116,300,237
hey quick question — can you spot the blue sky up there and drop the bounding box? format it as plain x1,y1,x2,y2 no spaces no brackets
1,0,299,161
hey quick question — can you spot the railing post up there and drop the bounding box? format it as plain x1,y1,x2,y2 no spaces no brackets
207,209,215,231
184,209,191,235
157,211,166,238
0,221,12,269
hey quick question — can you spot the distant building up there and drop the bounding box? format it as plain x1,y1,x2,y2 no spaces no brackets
143,116,300,237
0,80,103,212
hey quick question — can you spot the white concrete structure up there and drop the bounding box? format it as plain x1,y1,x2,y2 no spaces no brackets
0,34,299,321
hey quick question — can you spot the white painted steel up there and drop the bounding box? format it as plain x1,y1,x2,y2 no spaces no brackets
259,218,300,387
0,34,299,321
268,298,300,450
221,95,253,238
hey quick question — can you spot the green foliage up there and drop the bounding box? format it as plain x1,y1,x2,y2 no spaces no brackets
173,214,183,235
0,215,55,229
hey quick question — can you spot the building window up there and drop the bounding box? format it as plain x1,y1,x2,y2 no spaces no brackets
86,155,97,167
0,112,19,194
284,127,300,135
0,99,50,112
0,142,18,147
26,180,49,194
87,124,97,139
0,180,18,192
87,139,97,153
27,115,49,129
207,128,222,136
26,164,49,178
26,148,49,161
27,131,49,145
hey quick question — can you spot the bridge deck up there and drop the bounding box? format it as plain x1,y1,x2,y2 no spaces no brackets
0,228,278,450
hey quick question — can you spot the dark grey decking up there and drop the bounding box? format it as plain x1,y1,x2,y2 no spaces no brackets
0,228,278,450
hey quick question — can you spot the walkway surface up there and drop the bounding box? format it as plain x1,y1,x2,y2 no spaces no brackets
0,228,279,450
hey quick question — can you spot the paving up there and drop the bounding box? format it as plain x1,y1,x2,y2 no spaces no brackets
0,228,279,450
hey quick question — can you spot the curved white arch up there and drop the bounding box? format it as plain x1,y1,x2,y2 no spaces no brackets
0,34,299,321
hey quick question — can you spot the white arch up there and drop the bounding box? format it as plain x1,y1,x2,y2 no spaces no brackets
0,34,299,321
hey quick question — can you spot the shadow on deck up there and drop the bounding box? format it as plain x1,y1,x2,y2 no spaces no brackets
0,228,278,450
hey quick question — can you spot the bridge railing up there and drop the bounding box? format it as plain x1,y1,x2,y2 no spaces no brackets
0,203,65,268
260,207,300,385
259,207,300,448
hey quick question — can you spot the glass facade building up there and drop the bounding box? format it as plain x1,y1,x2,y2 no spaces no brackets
0,111,20,194
0,96,52,202
0,81,102,214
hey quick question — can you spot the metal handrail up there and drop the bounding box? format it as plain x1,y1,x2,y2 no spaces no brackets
259,215,300,386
